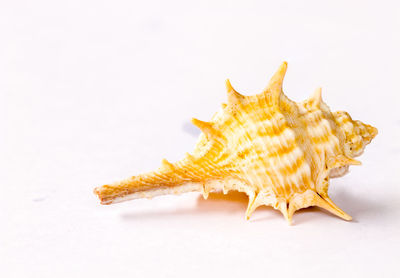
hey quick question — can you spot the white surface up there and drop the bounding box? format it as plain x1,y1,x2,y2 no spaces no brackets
1,1,400,277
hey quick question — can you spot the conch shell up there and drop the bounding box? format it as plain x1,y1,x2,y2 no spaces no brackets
94,62,377,224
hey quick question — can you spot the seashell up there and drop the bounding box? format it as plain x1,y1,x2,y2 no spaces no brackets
94,62,377,224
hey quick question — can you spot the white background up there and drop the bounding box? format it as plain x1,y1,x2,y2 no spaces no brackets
1,1,399,277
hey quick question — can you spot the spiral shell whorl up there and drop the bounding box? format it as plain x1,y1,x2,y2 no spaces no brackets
94,62,377,224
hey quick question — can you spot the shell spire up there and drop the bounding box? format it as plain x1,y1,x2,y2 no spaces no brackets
225,79,245,105
191,118,215,139
94,62,377,224
263,61,287,104
327,154,361,169
308,87,322,107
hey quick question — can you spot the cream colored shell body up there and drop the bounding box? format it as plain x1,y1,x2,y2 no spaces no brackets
94,62,377,224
